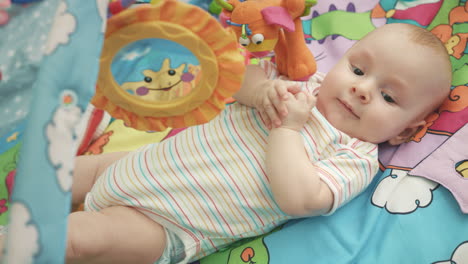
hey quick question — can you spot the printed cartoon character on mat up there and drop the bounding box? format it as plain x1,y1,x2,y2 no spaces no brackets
198,235,270,264
122,58,196,102
0,154,18,215
0,135,21,216
456,160,468,178
412,86,467,142
0,168,15,215
430,1,468,61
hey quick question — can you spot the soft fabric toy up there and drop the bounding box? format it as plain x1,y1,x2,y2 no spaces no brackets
92,1,245,132
217,0,317,81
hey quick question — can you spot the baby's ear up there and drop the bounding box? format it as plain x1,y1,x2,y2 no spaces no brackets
388,120,426,145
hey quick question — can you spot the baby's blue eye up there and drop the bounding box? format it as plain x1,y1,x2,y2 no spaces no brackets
353,67,364,76
381,92,395,103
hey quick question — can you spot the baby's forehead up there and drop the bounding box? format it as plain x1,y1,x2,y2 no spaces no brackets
352,34,442,64
358,26,447,57
355,29,413,49
349,42,441,84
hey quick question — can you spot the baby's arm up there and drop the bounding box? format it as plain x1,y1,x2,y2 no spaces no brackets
233,64,268,107
72,151,129,206
266,92,334,216
234,64,301,128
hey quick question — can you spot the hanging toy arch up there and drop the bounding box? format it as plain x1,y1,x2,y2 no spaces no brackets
92,0,245,131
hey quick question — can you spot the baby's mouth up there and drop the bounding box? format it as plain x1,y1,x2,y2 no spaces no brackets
338,99,359,119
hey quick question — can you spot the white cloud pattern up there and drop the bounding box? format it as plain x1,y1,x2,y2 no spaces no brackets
4,203,40,264
371,169,438,214
96,0,109,33
433,242,468,264
44,1,76,55
46,91,83,191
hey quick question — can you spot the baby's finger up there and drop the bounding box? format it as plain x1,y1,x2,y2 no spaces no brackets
263,99,282,128
268,87,288,117
306,91,316,105
259,110,272,129
272,97,288,117
295,91,307,102
273,81,289,100
287,84,302,95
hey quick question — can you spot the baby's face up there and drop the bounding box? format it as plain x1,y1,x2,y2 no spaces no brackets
316,27,449,144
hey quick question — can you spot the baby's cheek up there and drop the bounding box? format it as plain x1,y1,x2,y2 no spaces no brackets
380,121,404,142
361,116,393,141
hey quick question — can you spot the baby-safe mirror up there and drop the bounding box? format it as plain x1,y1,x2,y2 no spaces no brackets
92,0,245,131
112,39,202,103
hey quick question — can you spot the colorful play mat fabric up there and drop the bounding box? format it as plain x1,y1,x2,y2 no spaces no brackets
1,0,467,263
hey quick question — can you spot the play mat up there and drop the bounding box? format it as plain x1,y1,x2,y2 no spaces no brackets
0,0,467,263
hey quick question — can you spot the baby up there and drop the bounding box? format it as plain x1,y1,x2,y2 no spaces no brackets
67,23,451,264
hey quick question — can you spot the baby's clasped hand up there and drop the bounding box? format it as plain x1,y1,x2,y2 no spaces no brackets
255,79,302,129
279,91,316,132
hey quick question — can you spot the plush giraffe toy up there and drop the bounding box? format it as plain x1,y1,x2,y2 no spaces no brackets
217,0,317,81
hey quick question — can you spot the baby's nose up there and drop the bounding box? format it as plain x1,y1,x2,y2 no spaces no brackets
351,86,371,104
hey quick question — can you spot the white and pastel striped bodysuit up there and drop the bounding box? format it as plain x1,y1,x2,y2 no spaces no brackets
84,64,378,263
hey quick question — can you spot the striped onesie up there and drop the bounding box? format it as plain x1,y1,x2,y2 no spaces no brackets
84,62,379,263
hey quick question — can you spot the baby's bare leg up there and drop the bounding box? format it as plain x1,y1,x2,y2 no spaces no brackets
72,152,129,206
67,205,166,264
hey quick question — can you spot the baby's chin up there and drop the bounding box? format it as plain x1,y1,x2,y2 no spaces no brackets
343,126,387,143
356,132,391,144
338,127,373,143
322,116,382,144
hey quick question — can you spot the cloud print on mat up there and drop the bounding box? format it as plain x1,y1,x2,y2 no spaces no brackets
4,203,39,264
46,90,83,191
44,1,76,55
371,169,438,214
96,0,109,33
433,241,468,264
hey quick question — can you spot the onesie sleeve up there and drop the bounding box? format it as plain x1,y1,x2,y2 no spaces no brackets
314,139,379,215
